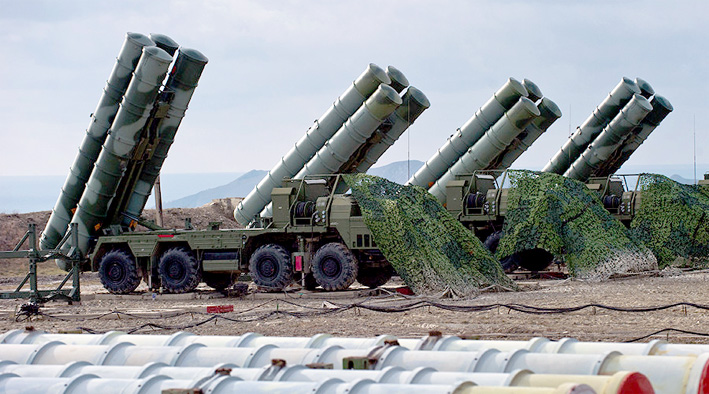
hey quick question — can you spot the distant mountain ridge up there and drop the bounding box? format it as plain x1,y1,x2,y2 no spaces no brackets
165,160,426,208
3,162,707,212
166,170,267,208
367,160,424,185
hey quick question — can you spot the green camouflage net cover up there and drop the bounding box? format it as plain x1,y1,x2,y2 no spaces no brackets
496,170,656,279
343,173,516,297
630,174,709,268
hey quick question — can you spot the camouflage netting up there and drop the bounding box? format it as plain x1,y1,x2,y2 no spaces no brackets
496,170,657,280
630,174,709,268
343,173,516,297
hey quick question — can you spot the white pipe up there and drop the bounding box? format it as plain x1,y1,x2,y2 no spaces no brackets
0,373,598,394
8,330,709,359
425,334,709,358
0,330,395,350
308,346,701,394
0,373,212,394
0,360,649,394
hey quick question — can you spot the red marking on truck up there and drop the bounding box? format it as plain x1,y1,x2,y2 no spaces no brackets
157,234,174,238
295,255,303,271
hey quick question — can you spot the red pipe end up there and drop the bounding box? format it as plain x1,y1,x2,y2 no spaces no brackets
699,357,709,394
618,371,655,394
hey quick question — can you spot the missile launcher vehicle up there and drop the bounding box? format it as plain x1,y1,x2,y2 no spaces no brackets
43,42,430,294
419,77,671,273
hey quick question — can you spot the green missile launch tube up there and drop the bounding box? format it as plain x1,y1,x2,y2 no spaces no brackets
523,79,543,103
598,95,673,176
259,85,403,218
121,48,209,226
354,87,431,173
386,65,409,93
494,97,562,171
296,85,402,176
634,77,655,99
149,33,179,56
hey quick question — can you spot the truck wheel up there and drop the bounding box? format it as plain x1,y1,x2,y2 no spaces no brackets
356,265,393,288
98,249,141,294
249,244,293,291
203,273,234,292
500,254,521,273
158,247,202,293
484,231,519,274
312,243,358,291
483,231,502,252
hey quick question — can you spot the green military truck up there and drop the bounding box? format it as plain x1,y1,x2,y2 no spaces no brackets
91,175,393,294
38,37,426,296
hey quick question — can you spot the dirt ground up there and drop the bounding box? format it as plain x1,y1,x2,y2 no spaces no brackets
2,270,709,344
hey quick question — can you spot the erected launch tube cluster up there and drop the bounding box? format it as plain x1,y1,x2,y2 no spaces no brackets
39,32,208,267
234,64,430,226
543,77,673,182
407,77,562,203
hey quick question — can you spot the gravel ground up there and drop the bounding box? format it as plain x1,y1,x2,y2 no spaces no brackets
2,271,709,344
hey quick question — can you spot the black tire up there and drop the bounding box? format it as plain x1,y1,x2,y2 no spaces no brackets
356,264,393,288
483,231,502,252
203,272,234,291
248,244,293,291
312,243,358,291
500,255,520,273
158,247,202,293
516,248,555,272
98,249,141,294
484,231,516,273
484,232,553,273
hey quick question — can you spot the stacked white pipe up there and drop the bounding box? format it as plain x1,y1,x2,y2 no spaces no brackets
5,330,709,393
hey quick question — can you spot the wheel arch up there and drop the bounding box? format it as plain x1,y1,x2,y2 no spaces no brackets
154,241,194,262
91,242,133,272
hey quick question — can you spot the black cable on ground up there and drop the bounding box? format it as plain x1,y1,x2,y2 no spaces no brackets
24,299,709,339
624,328,709,343
33,300,709,322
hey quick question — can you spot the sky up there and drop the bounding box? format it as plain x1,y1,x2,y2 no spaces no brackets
0,0,707,177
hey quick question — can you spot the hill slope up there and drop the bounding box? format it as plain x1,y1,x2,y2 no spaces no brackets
166,170,267,208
